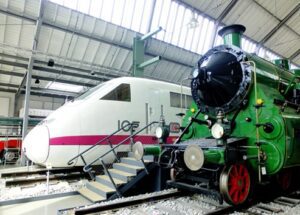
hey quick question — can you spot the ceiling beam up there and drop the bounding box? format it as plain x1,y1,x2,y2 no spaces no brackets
177,0,300,68
0,81,79,97
253,0,300,43
0,53,28,61
0,1,298,71
0,59,110,82
0,87,17,93
258,2,300,46
0,80,85,99
0,69,24,77
0,69,95,87
0,82,19,88
20,90,76,99
23,87,79,97
0,7,193,69
290,49,300,60
216,0,239,22
0,52,123,79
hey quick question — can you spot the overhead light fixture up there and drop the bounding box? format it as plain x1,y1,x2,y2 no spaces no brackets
48,59,55,67
187,14,199,29
35,78,40,84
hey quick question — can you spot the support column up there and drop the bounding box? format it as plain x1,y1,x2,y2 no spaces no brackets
132,27,162,77
21,0,45,164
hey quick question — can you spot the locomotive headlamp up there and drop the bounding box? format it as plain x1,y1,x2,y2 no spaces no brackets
155,127,163,138
211,123,224,139
155,126,169,142
191,108,196,113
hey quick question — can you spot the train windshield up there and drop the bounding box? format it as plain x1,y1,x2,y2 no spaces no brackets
75,83,106,100
100,83,131,102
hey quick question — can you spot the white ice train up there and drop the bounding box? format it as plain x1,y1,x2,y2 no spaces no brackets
23,77,191,167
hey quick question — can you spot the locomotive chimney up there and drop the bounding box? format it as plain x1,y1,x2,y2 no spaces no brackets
218,24,246,48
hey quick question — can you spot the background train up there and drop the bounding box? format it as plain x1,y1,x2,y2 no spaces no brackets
158,24,300,205
23,77,191,167
0,138,21,163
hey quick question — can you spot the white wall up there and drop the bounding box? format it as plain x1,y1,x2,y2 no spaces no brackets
0,91,65,118
16,95,65,116
0,92,15,117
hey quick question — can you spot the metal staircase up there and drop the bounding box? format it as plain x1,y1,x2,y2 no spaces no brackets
78,154,154,202
67,121,159,203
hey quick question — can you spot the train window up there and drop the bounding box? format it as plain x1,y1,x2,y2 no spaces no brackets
101,84,131,102
170,92,192,109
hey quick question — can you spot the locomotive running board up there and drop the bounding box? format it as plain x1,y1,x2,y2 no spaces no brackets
166,180,223,204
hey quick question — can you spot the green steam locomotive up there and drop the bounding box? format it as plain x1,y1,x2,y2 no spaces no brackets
157,24,300,205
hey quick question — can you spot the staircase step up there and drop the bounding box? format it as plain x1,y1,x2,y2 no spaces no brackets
121,157,152,167
78,187,105,202
86,181,115,198
96,175,126,189
108,168,135,182
128,152,154,161
113,163,144,174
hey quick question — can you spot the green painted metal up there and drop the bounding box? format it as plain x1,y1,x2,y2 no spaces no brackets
204,149,224,164
292,69,300,76
274,59,290,70
138,56,161,69
181,50,300,176
132,37,144,77
0,117,42,127
132,27,162,77
223,32,242,47
143,145,161,156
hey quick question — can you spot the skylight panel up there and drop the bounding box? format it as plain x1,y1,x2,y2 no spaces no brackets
190,16,203,52
131,0,144,32
46,82,85,93
121,0,135,29
151,0,163,36
178,8,191,48
197,18,209,54
163,2,178,43
64,0,77,10
140,0,154,33
156,0,171,40
101,0,114,22
89,0,102,17
77,0,90,14
185,14,197,50
202,21,214,53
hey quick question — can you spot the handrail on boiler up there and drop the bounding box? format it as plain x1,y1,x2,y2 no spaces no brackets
67,123,133,166
83,121,159,173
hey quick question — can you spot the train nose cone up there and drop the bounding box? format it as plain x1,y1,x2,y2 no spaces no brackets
23,125,49,164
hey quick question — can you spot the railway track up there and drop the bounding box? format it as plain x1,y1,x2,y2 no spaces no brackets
58,189,236,215
58,189,300,215
0,165,90,187
242,193,300,214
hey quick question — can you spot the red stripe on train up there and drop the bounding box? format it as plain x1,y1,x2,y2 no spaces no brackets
49,135,177,145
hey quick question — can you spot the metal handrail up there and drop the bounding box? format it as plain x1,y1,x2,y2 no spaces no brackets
83,121,159,173
67,123,133,165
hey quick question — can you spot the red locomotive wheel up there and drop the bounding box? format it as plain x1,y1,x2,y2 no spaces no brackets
220,163,251,205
